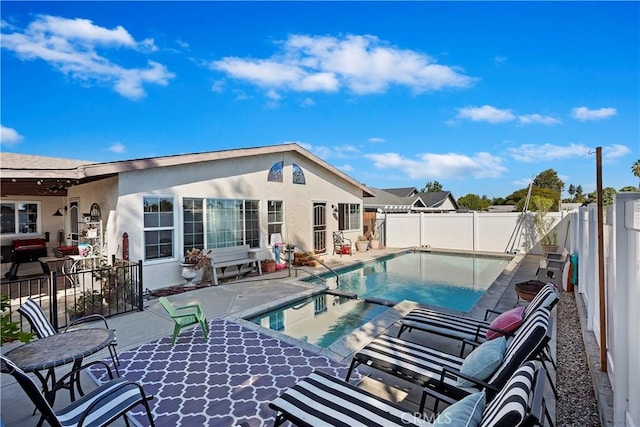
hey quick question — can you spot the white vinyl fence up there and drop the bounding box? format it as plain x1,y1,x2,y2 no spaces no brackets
570,192,639,427
382,210,568,254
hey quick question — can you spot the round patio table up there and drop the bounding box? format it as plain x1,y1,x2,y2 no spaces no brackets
4,328,114,406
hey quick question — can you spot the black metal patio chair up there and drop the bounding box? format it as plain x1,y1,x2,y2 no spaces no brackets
1,355,155,427
17,298,120,375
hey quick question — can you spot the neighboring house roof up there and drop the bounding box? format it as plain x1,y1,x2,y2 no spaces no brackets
380,187,419,197
1,144,374,198
415,191,459,210
364,187,464,212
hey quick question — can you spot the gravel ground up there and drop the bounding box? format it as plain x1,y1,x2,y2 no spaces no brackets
556,290,601,426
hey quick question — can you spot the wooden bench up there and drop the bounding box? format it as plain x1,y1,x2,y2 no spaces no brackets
208,245,262,285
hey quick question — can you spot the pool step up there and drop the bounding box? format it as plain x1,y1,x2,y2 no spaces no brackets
363,297,396,307
325,290,358,299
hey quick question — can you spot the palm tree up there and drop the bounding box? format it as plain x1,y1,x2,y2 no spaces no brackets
633,159,640,190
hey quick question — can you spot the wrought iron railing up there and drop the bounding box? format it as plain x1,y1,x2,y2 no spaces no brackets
1,259,143,333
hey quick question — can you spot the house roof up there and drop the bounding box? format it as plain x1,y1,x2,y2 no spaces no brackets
1,144,374,198
415,191,459,209
380,187,418,197
364,188,458,212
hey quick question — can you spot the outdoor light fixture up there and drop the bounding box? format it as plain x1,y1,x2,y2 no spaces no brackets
53,206,67,217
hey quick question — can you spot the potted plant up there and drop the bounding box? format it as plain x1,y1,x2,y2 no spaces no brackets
355,235,369,252
531,196,559,253
66,290,104,321
181,248,212,285
261,258,277,273
369,222,381,250
1,294,33,346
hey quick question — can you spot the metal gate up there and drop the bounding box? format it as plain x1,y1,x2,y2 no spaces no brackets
313,203,326,253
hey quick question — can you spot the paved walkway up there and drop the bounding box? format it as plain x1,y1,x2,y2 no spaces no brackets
1,248,554,426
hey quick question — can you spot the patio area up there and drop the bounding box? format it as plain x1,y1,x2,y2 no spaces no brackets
0,248,608,426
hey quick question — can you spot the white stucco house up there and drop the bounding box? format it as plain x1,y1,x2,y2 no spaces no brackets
1,144,373,290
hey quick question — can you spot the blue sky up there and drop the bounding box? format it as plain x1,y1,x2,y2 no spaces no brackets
1,1,638,199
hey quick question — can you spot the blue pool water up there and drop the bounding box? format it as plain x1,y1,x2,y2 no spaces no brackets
308,251,510,311
248,251,510,348
247,294,388,348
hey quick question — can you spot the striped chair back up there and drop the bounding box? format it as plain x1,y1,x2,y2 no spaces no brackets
1,356,61,427
488,308,551,389
17,298,57,338
480,361,544,427
523,283,558,319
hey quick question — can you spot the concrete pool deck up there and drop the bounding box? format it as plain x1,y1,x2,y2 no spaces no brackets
1,248,556,426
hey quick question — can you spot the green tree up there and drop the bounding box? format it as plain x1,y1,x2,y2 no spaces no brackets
620,186,638,192
533,169,565,193
632,159,640,190
421,181,443,192
458,194,491,211
504,186,561,211
567,184,575,200
587,187,618,206
602,187,617,205
575,185,585,202
533,169,564,207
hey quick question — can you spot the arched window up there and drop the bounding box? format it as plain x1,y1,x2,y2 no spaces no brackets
267,161,284,182
292,163,306,185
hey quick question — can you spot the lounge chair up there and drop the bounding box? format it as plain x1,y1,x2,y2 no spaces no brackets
346,307,552,403
158,296,209,345
269,361,549,427
397,282,558,344
18,297,120,375
1,356,155,427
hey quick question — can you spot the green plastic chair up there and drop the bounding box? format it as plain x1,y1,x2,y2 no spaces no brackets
158,297,209,345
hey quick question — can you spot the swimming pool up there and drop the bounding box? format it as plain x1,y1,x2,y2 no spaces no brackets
247,293,388,348
307,251,510,311
247,251,511,348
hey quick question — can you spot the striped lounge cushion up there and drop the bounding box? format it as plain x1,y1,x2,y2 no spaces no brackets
352,334,466,389
488,308,551,389
269,370,431,426
480,361,539,427
55,378,147,427
17,298,58,338
399,308,491,341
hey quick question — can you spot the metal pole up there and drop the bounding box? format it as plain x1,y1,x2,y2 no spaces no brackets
596,147,607,372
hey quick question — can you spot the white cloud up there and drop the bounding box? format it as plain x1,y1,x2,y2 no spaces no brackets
507,143,592,162
494,55,507,64
518,114,561,125
266,89,282,101
570,106,617,121
296,142,332,160
108,142,125,153
365,151,507,180
457,105,516,123
338,163,354,172
211,80,225,93
456,106,561,126
300,97,315,107
368,137,386,143
232,90,249,101
1,15,174,99
0,125,24,146
603,143,631,160
212,34,475,98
